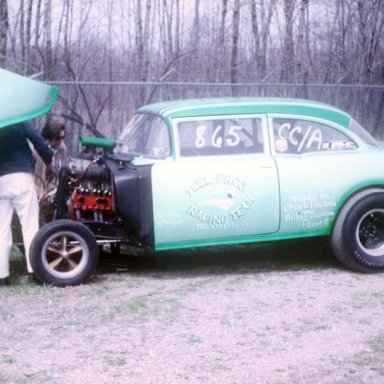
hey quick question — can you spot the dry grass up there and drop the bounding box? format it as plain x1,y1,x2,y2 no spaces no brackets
1,240,384,383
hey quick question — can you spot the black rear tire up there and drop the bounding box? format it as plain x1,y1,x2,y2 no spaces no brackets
332,191,384,272
30,220,99,286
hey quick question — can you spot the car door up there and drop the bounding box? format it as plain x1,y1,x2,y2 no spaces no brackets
270,114,361,235
151,114,280,249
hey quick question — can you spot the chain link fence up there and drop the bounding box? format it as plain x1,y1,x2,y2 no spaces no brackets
45,81,384,156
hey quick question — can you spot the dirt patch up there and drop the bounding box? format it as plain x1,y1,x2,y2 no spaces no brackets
1,239,384,384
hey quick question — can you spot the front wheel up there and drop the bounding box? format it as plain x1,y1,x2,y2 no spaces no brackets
30,220,99,286
331,192,384,272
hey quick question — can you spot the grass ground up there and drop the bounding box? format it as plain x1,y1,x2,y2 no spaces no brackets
1,240,384,384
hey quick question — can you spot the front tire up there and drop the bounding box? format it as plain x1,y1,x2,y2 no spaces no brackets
30,220,99,286
332,191,384,272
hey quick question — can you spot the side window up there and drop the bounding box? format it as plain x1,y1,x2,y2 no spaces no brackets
116,114,171,159
178,117,263,157
273,118,358,154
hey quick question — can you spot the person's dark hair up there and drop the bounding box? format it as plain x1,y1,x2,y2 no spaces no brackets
42,120,66,140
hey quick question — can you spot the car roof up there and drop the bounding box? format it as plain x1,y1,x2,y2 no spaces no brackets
138,97,351,128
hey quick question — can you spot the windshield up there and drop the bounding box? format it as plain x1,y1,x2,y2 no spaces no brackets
349,118,380,148
114,113,171,159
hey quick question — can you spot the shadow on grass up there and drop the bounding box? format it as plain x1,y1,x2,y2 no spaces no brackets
9,237,343,285
97,237,343,280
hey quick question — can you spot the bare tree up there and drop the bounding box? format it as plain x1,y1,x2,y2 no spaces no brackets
175,0,181,56
24,0,33,73
249,0,278,81
0,0,7,67
280,0,296,83
33,0,42,49
213,0,228,81
296,0,309,95
357,0,384,83
2,0,384,137
357,0,384,135
62,0,73,74
43,0,53,80
329,0,354,83
18,0,25,64
193,0,200,48
230,0,241,95
2,0,383,87
135,0,152,102
219,0,228,47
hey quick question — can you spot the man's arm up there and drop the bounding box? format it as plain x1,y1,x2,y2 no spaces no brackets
22,121,53,165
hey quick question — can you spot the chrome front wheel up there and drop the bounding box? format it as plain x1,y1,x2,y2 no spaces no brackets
30,220,99,286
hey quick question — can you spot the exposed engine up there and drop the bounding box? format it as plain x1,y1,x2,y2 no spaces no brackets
37,137,154,247
66,157,116,223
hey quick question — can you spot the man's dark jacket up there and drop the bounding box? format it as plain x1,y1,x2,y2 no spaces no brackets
0,121,53,177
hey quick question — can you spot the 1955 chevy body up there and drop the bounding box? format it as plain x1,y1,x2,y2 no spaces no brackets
27,97,384,286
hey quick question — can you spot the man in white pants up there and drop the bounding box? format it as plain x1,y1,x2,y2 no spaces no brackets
0,121,53,285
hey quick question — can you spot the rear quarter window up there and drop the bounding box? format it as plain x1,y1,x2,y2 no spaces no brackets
273,118,358,154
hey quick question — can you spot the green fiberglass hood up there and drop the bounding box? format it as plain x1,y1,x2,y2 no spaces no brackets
0,68,59,129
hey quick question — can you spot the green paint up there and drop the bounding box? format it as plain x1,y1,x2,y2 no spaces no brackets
139,97,350,128
120,97,384,252
155,229,329,251
0,69,59,129
80,136,116,149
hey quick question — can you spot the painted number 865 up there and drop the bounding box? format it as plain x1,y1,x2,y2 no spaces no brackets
195,124,242,148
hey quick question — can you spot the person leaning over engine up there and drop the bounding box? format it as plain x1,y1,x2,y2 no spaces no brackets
34,120,68,192
0,121,53,285
34,120,69,222
41,120,68,170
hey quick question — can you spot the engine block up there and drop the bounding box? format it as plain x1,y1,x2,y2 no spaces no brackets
68,158,116,222
72,187,114,221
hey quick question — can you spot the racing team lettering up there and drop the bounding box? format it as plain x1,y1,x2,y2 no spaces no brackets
185,174,253,230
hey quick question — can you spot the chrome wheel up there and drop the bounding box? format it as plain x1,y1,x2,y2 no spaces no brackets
356,209,384,257
41,230,90,279
30,220,99,286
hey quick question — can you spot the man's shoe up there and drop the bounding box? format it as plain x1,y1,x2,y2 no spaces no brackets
0,277,10,286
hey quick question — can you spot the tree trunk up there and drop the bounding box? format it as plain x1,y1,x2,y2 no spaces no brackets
214,0,227,81
250,0,277,81
19,0,25,66
34,0,42,48
143,0,151,80
357,0,384,84
0,0,7,68
219,0,228,47
193,0,200,48
281,0,295,83
25,0,33,73
44,0,53,80
63,0,73,66
296,0,309,96
230,0,241,95
175,0,181,56
135,0,152,102
135,0,143,80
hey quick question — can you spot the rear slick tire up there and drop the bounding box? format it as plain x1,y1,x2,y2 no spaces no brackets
30,220,99,286
331,191,384,273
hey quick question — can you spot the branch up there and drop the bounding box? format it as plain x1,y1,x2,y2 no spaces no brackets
56,94,105,138
145,48,196,104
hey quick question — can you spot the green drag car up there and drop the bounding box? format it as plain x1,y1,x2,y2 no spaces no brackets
29,97,384,286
